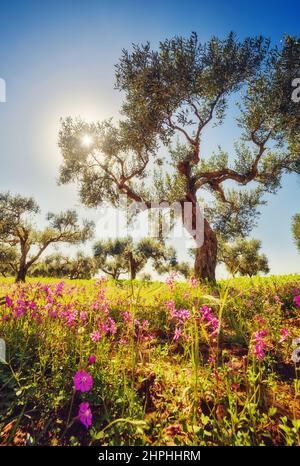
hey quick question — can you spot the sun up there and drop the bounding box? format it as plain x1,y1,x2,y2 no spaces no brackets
81,134,93,148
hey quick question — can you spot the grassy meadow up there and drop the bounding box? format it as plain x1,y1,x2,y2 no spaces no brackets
0,274,299,446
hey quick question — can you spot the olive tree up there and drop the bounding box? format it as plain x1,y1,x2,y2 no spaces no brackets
31,252,96,279
218,238,269,277
94,236,175,280
58,33,300,281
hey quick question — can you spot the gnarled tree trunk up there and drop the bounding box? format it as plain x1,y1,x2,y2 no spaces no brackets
194,218,217,282
16,265,28,283
182,198,218,282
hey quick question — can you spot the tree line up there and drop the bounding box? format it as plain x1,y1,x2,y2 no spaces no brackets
5,189,297,282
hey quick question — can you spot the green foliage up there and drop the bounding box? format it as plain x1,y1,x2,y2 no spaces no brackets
292,214,300,253
218,238,270,277
0,245,19,276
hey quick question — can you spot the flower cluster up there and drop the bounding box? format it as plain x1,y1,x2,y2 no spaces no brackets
74,360,95,428
279,327,289,343
253,329,269,360
197,305,219,337
165,272,178,290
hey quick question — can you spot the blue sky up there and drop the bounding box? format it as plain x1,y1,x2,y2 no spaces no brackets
0,0,299,276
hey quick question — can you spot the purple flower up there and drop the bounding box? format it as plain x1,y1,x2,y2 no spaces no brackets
5,296,12,307
252,328,269,360
198,306,219,335
55,281,65,296
88,354,96,365
176,308,190,321
174,327,182,341
74,371,93,392
78,402,92,428
165,272,178,290
254,340,266,360
107,317,117,335
294,295,300,307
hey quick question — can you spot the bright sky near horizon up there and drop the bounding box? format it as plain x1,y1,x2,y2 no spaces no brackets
0,0,299,277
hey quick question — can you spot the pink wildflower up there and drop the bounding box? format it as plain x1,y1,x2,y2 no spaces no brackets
74,371,93,392
294,295,300,307
254,340,266,360
174,327,182,341
55,281,65,296
279,327,289,343
78,402,92,428
107,317,117,335
189,276,198,289
5,296,12,307
173,308,190,322
165,300,176,313
122,311,133,323
165,272,178,290
80,311,87,322
198,306,219,334
91,330,102,342
88,354,96,365
253,329,269,360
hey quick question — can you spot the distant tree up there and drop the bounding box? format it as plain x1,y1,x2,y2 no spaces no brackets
58,33,300,281
292,214,300,253
139,272,152,282
218,238,269,277
67,252,96,279
30,253,70,278
93,238,131,279
31,252,96,280
174,261,193,279
94,237,175,280
0,192,94,282
154,257,192,279
0,245,19,277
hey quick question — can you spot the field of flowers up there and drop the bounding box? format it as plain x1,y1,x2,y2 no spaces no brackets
0,274,299,446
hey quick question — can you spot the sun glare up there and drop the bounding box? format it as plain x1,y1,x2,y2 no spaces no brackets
81,134,93,147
